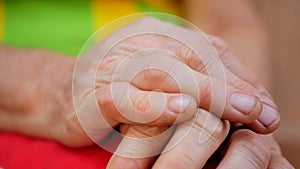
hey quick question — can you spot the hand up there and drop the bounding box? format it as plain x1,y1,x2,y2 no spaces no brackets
0,17,279,148
108,122,294,169
104,19,284,168
107,108,230,169
73,17,279,146
208,130,294,169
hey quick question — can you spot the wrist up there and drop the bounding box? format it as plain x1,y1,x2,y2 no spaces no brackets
0,47,76,139
41,54,76,120
37,52,77,141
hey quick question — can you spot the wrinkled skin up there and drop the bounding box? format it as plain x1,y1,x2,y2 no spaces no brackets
0,18,292,168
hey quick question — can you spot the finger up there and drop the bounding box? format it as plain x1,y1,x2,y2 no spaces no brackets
95,18,278,131
107,155,155,169
152,109,230,169
208,35,277,108
217,129,271,169
170,33,279,132
163,29,264,98
244,114,280,134
117,51,266,126
75,81,196,143
193,71,265,125
208,36,280,132
107,125,174,169
97,17,278,131
268,154,295,169
222,68,280,133
260,134,295,169
128,36,278,131
96,82,198,127
156,68,265,126
208,36,261,85
268,156,295,169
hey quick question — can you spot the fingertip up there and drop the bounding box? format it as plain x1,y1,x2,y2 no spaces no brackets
266,111,280,132
260,110,280,134
245,115,280,134
222,92,262,125
168,95,192,114
107,156,140,169
167,94,198,123
244,103,280,134
226,90,280,133
258,103,280,128
148,94,197,126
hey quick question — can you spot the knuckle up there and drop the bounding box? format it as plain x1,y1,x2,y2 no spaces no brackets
176,43,193,61
199,88,211,105
198,77,211,99
229,75,257,92
97,85,115,110
209,36,229,53
172,42,203,71
130,90,151,113
198,77,224,105
208,36,233,60
232,130,271,167
195,111,229,144
143,68,169,83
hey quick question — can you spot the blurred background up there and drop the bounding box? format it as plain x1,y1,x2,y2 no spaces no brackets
187,0,300,166
257,1,300,168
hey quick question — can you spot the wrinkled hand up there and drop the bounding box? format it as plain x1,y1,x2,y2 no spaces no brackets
108,121,294,169
104,18,284,168
67,18,279,168
73,17,279,147
208,130,294,169
0,17,279,149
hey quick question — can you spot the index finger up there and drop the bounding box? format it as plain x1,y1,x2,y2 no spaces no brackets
107,125,174,169
152,109,229,169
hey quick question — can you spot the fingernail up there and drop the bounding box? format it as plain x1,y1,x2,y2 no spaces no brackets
168,95,191,114
258,104,278,127
230,92,258,115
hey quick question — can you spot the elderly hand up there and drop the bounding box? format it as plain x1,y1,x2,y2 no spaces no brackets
0,17,279,149
73,17,279,147
108,120,294,169
209,130,294,169
93,18,284,168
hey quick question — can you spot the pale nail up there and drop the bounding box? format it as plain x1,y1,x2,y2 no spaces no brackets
168,95,191,114
230,93,258,115
258,104,278,126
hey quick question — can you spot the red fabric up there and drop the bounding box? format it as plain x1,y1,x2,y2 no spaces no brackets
0,132,112,169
